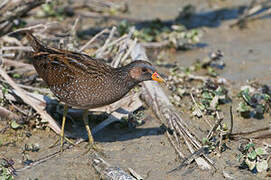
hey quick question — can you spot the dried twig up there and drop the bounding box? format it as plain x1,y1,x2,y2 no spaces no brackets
92,153,136,180
228,106,233,136
1,46,32,51
95,26,116,58
102,34,128,52
131,44,213,170
0,0,46,36
79,28,110,52
231,0,271,27
190,92,212,127
0,67,61,134
0,106,20,121
128,168,143,180
207,111,223,139
111,27,135,68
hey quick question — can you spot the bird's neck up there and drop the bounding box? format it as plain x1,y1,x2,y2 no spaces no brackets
113,67,137,90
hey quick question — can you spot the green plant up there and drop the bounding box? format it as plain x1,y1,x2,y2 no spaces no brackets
238,142,269,173
237,87,271,118
0,159,15,180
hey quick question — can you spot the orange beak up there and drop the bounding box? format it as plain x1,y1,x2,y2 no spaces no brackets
152,72,165,83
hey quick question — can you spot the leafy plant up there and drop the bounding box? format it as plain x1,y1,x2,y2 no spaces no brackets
238,142,269,173
237,87,271,118
117,19,202,49
0,158,15,180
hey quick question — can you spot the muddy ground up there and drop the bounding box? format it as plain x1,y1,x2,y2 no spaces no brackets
1,0,271,179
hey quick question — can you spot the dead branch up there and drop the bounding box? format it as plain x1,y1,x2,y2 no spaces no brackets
231,0,271,28
79,28,110,52
92,153,136,180
0,67,61,134
0,0,46,36
190,92,212,127
0,106,20,121
111,27,135,68
131,44,213,170
95,26,116,58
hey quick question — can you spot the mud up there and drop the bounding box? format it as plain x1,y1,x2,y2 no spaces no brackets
1,0,271,179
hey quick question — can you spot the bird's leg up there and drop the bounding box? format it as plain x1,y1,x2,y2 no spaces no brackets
60,104,68,152
83,110,101,152
49,105,74,151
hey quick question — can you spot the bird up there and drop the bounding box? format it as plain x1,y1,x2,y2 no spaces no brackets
22,30,164,152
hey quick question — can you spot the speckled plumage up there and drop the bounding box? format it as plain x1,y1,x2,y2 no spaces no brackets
24,31,158,109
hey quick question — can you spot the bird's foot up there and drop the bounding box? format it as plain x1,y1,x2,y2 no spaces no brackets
82,142,103,155
49,136,75,152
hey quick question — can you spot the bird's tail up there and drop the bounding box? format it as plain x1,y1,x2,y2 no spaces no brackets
17,30,45,52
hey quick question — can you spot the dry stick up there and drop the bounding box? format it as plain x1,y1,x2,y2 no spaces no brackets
172,115,214,168
207,111,224,139
0,41,3,65
168,146,209,173
2,53,15,58
2,46,32,51
166,130,185,159
71,16,80,37
92,152,136,180
140,40,170,48
215,111,224,152
0,0,9,9
190,92,212,127
168,117,184,158
119,38,137,65
6,22,59,37
99,34,128,55
95,26,116,58
0,0,46,36
128,168,143,180
228,106,233,136
0,106,20,121
0,80,51,94
79,28,110,52
0,67,61,134
232,0,271,27
131,44,212,170
2,58,35,71
111,28,135,67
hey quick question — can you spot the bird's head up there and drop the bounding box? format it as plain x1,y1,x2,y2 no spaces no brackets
126,60,164,83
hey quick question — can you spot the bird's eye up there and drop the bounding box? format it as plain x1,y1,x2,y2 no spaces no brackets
142,68,147,73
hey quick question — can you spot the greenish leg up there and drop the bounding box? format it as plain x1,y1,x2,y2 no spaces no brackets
60,104,69,152
49,105,74,151
83,110,94,146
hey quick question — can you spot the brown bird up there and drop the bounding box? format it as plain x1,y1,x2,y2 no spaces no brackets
22,30,164,151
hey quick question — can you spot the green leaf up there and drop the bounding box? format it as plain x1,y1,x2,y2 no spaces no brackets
12,73,21,78
256,160,268,173
245,143,255,151
237,154,244,162
207,67,218,77
245,158,256,171
1,86,8,95
241,88,252,105
255,148,268,156
262,93,270,101
202,137,208,144
247,150,257,160
10,120,20,129
201,91,212,100
237,102,250,112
